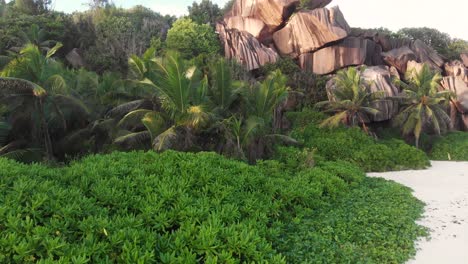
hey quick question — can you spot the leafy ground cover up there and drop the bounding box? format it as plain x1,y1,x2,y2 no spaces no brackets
430,132,468,161
0,150,425,263
287,109,430,172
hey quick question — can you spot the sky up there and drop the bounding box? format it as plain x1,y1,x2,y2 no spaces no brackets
19,0,468,40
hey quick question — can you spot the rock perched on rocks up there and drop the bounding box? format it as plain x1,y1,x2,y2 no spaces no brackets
299,37,382,75
66,48,85,68
363,34,444,71
410,39,444,69
217,22,278,71
361,66,400,121
444,60,468,84
461,53,468,67
273,7,350,57
226,0,299,35
225,16,270,41
382,47,417,74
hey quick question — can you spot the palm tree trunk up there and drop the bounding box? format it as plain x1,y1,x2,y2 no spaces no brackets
38,99,54,161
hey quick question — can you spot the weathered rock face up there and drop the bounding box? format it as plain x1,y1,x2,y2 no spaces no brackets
299,37,382,75
217,22,278,71
461,53,468,67
361,66,400,121
66,48,85,68
226,0,299,34
444,60,468,84
410,39,444,69
273,7,350,57
441,76,468,131
225,16,270,41
382,47,417,74
441,77,468,113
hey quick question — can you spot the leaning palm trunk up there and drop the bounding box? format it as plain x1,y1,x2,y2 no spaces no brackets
37,98,54,161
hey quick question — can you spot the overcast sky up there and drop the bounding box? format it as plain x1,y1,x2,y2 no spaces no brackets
35,0,468,40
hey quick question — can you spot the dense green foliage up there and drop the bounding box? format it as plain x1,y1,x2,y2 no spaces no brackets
187,0,222,26
275,177,426,263
430,132,468,161
288,109,430,172
0,150,426,263
166,18,220,59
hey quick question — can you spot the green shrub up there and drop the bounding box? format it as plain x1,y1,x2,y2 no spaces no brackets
0,150,426,263
275,177,427,263
289,109,430,172
166,18,220,59
0,150,352,263
430,132,468,161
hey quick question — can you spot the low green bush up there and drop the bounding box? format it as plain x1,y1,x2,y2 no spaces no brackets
430,132,468,161
0,150,351,263
288,109,430,172
0,150,425,263
275,177,427,263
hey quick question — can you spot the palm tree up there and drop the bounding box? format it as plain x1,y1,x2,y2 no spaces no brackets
0,43,90,161
112,51,210,152
315,67,383,134
226,70,293,162
393,64,452,148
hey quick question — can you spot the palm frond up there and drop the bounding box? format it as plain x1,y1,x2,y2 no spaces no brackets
46,42,63,59
152,126,177,152
0,148,44,164
142,112,166,141
319,111,347,128
106,99,153,118
117,109,153,129
114,131,151,150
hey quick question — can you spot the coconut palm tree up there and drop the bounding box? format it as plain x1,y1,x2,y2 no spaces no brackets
111,51,210,152
315,67,383,134
0,43,90,161
227,70,293,162
393,64,452,148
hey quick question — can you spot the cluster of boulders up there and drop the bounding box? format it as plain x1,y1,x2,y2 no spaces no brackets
217,0,468,130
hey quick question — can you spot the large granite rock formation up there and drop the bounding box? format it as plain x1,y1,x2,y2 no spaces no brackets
444,60,468,84
299,37,382,75
361,66,400,121
217,22,278,71
410,39,445,69
441,76,468,130
226,0,299,35
273,7,350,57
382,47,417,74
441,77,468,112
225,16,270,41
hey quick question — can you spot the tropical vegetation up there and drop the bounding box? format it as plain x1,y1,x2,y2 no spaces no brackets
0,0,466,263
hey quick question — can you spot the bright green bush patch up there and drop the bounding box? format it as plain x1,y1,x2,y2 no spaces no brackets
0,151,425,263
0,151,352,263
275,177,427,264
430,132,468,161
288,109,430,172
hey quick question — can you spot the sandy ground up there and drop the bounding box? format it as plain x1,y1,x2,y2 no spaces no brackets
368,161,468,264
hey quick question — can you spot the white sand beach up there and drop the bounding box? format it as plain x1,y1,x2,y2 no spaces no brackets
368,161,468,264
